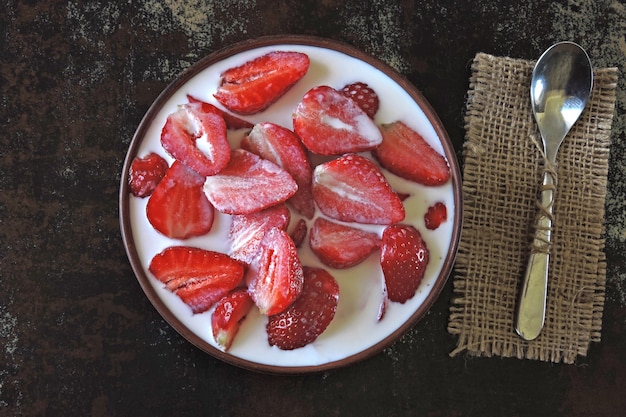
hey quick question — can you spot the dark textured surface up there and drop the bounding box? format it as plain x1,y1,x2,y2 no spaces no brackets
1,1,625,416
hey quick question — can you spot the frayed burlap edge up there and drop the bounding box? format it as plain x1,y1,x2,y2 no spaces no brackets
448,52,618,364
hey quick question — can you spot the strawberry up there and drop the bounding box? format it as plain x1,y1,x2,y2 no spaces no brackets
187,95,253,130
128,152,168,197
241,122,315,218
149,246,244,314
424,202,447,230
214,51,310,115
160,98,230,177
340,82,379,119
374,121,450,186
246,227,304,316
289,218,308,248
309,217,380,269
293,85,383,155
203,149,298,215
312,154,405,225
211,288,254,351
380,224,430,303
146,161,215,239
228,204,291,265
267,266,339,350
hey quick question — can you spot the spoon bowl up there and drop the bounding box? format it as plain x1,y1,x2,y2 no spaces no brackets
515,42,593,341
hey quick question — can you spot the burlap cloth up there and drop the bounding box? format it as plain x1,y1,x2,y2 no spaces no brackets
448,52,619,363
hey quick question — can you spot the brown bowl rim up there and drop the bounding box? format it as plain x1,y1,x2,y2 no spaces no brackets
119,34,463,375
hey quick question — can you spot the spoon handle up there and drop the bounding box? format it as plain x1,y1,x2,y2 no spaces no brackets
515,170,555,340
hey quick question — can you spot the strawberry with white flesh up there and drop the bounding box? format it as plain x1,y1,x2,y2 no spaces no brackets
241,122,315,219
214,51,310,115
228,204,291,265
149,246,244,314
160,98,230,177
211,288,254,351
380,224,430,303
309,217,381,269
312,154,405,225
293,85,383,155
267,266,339,350
340,82,380,119
187,95,253,130
128,152,168,198
374,121,450,186
146,161,215,239
246,227,304,316
203,149,298,215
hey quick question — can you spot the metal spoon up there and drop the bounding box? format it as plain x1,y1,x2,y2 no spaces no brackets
515,42,593,341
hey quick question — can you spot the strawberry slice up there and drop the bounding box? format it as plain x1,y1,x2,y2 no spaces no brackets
228,204,291,265
340,82,380,119
293,85,383,155
203,149,298,215
424,202,447,230
289,218,307,248
214,51,310,115
241,122,315,218
146,161,215,239
128,152,168,198
161,98,230,176
309,217,380,269
267,266,339,350
246,227,304,316
374,121,450,186
312,154,405,225
380,224,430,303
149,246,244,314
187,95,253,130
211,288,254,351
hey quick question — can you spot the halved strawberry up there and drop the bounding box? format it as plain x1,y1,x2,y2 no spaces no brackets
424,202,447,230
149,246,244,314
293,85,383,155
161,98,230,176
241,122,315,219
267,266,339,350
203,149,298,215
374,121,450,186
211,288,254,351
214,51,310,115
312,154,405,225
380,224,430,303
146,161,215,239
128,152,168,197
340,82,379,119
246,227,303,316
187,95,253,130
309,217,380,269
228,204,291,264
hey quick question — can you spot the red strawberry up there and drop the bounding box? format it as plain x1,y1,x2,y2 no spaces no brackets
211,288,254,351
246,227,304,316
340,82,380,119
214,51,310,115
146,161,215,239
228,204,291,264
309,217,380,269
241,122,315,218
160,98,230,176
128,152,168,197
293,85,383,155
312,154,405,225
203,149,298,215
187,95,253,130
289,218,308,248
374,121,450,186
149,246,244,314
380,224,430,303
267,266,339,350
424,202,447,230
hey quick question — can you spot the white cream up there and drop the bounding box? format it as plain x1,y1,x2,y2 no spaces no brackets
127,43,458,369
